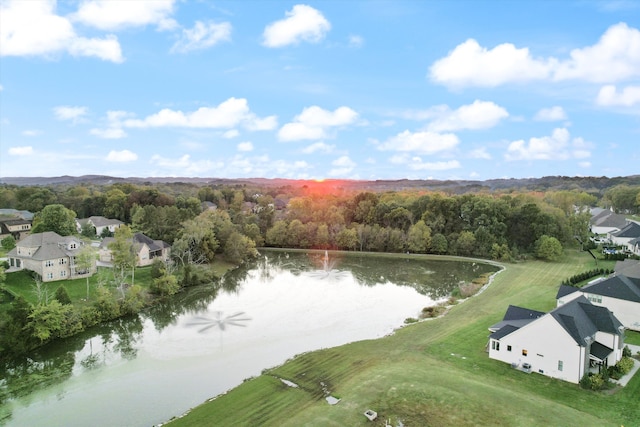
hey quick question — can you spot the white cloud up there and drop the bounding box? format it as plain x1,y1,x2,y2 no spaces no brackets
429,38,553,88
171,21,231,53
71,0,177,31
53,105,88,122
22,130,42,137
596,84,640,106
377,130,459,154
278,106,358,141
245,115,278,131
223,130,240,139
302,142,335,154
534,106,567,121
106,149,137,162
123,98,273,130
0,0,124,62
90,127,127,139
262,4,331,48
553,23,640,82
427,100,508,132
469,147,492,159
237,141,254,152
408,159,461,171
505,128,592,161
430,22,640,88
151,154,219,175
8,146,33,156
327,156,356,176
389,154,461,171
0,84,3,91
348,35,364,48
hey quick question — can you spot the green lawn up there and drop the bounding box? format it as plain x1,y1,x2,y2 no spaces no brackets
169,251,640,427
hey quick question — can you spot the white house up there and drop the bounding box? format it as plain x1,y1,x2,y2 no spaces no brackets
76,216,123,236
6,231,96,282
556,274,640,331
489,296,625,384
590,210,629,236
608,222,640,256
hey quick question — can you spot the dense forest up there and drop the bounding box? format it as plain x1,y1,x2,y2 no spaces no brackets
1,177,639,261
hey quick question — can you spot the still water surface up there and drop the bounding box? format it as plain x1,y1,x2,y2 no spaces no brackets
0,251,498,426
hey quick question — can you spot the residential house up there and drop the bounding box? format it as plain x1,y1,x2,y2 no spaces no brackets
6,231,96,282
488,296,625,384
0,218,32,241
0,209,34,220
608,222,640,255
556,274,640,331
99,232,171,267
590,210,629,236
76,216,124,236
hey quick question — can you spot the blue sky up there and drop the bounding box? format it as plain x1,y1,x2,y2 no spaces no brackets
1,0,639,181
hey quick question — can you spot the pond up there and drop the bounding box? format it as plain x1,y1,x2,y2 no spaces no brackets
0,251,499,426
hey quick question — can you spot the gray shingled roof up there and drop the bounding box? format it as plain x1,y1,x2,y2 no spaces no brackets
590,341,613,362
580,274,640,303
590,211,628,228
556,284,580,299
550,296,623,346
615,259,640,278
488,305,545,332
612,222,640,238
10,231,84,260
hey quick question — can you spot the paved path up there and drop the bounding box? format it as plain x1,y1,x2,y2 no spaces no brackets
611,344,640,387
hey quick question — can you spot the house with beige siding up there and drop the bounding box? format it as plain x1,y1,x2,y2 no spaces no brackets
6,232,96,282
0,218,32,241
76,216,124,236
99,232,171,267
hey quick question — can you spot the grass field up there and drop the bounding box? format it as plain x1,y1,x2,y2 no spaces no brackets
169,250,640,427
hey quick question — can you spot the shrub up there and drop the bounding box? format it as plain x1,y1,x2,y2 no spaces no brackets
623,345,632,358
617,356,635,375
580,373,606,390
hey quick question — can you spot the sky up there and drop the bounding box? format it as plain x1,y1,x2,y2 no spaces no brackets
1,0,639,181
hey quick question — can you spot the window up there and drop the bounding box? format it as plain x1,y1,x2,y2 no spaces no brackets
45,260,53,267
59,258,67,265
522,349,528,356
507,345,512,352
47,273,53,279
558,360,563,371
60,271,66,277
491,340,500,351
587,294,602,304
69,243,77,249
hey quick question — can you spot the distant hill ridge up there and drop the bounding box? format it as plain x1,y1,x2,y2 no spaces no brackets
1,174,639,193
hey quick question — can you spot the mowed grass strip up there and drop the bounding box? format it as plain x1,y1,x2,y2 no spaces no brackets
169,251,638,427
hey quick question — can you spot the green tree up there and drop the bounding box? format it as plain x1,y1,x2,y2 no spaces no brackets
336,228,358,251
224,231,258,264
431,233,448,254
1,235,16,251
121,284,147,314
456,231,476,256
407,220,432,253
173,215,219,265
28,300,71,342
151,274,180,296
535,235,564,261
266,220,288,247
80,222,97,238
75,244,97,300
31,204,77,236
109,225,137,294
54,286,72,305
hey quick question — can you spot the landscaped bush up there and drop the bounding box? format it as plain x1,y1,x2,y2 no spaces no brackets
580,373,606,390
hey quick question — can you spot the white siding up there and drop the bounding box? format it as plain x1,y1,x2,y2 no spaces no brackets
489,315,585,383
